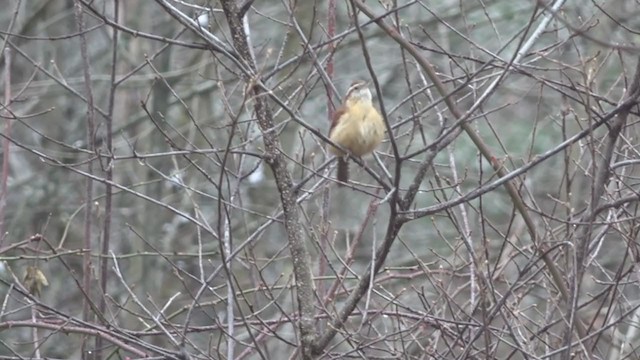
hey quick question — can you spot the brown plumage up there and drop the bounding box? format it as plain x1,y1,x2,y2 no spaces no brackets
329,81,384,185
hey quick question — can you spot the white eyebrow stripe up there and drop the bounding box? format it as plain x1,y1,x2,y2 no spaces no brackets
345,81,366,97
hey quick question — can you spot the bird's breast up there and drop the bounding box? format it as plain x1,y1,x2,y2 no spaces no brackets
329,105,384,157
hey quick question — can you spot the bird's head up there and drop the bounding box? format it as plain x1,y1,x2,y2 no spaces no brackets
345,80,372,104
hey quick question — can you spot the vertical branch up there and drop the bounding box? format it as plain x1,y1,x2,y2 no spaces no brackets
74,2,96,358
0,0,20,245
219,1,316,358
326,0,336,115
223,215,236,360
95,0,119,359
318,0,337,309
5,30,43,358
0,47,11,243
30,296,41,358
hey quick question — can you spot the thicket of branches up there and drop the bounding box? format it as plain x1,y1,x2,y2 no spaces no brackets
2,0,640,359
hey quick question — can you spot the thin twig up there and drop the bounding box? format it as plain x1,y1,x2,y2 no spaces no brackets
73,2,96,358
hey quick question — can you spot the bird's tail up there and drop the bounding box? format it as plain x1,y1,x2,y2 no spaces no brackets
337,158,349,186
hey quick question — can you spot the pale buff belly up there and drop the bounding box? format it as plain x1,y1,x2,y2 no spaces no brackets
329,110,384,157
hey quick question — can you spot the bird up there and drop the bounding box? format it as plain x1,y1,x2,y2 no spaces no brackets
328,80,385,185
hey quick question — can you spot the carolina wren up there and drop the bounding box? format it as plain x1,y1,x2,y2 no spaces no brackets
329,80,385,185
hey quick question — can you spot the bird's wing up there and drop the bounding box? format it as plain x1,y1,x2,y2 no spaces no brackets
329,105,347,135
